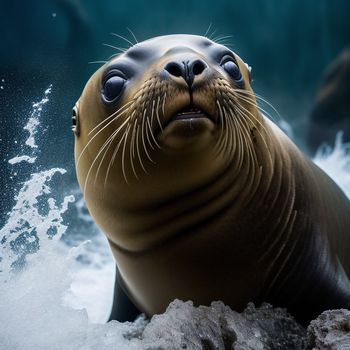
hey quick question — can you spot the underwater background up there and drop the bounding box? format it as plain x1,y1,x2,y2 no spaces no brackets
0,1,350,349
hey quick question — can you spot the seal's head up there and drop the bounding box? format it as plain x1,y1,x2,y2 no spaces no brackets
74,34,264,252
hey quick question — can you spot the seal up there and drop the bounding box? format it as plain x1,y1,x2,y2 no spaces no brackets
73,34,350,324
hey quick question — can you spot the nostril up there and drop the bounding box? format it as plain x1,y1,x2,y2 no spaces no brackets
192,60,206,76
164,62,183,77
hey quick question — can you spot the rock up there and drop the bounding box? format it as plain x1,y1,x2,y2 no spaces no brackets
137,300,306,350
307,309,350,350
116,301,350,349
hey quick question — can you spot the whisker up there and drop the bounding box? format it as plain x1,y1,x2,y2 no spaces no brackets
223,103,239,160
121,123,131,184
236,103,268,138
216,41,232,47
212,35,232,45
221,104,231,154
107,52,125,60
234,102,265,139
233,89,281,122
94,124,125,185
204,22,213,38
77,112,131,168
220,103,231,157
230,112,244,170
110,32,134,47
126,27,138,44
235,102,274,171
162,92,167,119
214,35,233,41
225,95,268,136
129,120,139,180
102,43,128,53
130,111,137,159
235,93,277,123
232,106,257,165
141,109,155,164
215,100,224,153
235,103,270,151
88,100,134,136
95,114,133,183
104,131,127,188
214,100,226,155
224,104,235,159
136,124,148,174
234,116,256,186
233,104,257,143
88,60,107,65
147,115,161,149
156,96,164,134
143,109,155,150
83,123,125,196
207,29,217,41
254,93,281,120
148,99,161,149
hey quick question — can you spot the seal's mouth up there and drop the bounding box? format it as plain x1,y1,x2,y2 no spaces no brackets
171,106,209,122
156,103,217,145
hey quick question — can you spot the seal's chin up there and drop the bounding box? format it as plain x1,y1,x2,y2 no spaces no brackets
158,105,216,150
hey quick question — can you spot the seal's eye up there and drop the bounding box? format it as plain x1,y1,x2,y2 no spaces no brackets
103,76,126,102
72,104,80,136
220,55,244,88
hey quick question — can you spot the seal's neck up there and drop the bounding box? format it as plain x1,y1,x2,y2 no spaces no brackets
103,138,265,254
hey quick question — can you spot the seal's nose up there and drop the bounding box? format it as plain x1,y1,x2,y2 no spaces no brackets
164,58,207,87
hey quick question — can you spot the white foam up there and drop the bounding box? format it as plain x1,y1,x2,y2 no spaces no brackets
8,155,37,164
63,236,115,324
0,244,145,350
24,85,51,149
8,85,52,167
0,169,74,269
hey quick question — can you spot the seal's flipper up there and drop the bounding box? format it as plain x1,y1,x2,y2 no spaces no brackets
108,265,141,322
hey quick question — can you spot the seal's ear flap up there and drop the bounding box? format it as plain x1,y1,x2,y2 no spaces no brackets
72,101,80,136
245,63,252,84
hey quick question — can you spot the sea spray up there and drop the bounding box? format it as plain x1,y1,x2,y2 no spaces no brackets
0,86,74,277
0,168,74,278
8,85,52,165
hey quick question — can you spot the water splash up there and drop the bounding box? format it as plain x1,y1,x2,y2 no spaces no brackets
0,168,74,278
0,86,74,278
8,85,51,165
